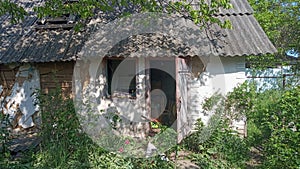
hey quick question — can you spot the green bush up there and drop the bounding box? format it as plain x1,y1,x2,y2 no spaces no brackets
2,82,299,168
33,88,175,168
227,82,300,168
183,119,249,169
0,113,11,165
251,87,300,168
184,82,300,168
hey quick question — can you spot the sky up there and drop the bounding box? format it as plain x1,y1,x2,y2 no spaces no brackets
286,50,299,58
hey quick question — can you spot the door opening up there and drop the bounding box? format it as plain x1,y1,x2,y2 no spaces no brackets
150,60,176,128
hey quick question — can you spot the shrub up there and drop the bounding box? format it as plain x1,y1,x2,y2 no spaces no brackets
183,118,249,169
34,88,175,168
252,87,300,168
225,82,300,168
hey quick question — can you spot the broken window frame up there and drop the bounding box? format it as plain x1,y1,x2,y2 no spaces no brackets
105,57,137,99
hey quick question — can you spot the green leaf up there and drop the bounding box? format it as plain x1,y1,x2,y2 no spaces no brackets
207,148,217,154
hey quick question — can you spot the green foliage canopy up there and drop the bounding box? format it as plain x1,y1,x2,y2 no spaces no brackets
247,0,300,68
0,0,233,29
0,0,27,23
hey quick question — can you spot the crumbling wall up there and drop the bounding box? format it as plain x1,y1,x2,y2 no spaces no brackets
0,64,40,129
37,62,74,97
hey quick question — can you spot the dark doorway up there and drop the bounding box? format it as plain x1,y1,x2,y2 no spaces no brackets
150,60,176,127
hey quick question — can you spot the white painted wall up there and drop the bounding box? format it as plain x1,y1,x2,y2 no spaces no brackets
187,56,246,135
75,56,247,138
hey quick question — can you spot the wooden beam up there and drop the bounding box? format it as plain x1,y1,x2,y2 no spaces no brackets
46,17,68,23
35,23,75,30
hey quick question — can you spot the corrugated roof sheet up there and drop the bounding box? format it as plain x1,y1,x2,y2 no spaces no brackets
216,0,254,15
212,14,277,56
0,0,85,63
209,0,276,56
0,0,276,63
104,33,193,58
189,0,253,15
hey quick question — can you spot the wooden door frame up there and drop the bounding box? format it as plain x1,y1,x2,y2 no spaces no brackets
176,56,191,143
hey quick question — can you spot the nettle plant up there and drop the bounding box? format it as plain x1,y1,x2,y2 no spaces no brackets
98,108,177,157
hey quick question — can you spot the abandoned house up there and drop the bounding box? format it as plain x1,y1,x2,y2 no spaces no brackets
0,0,276,142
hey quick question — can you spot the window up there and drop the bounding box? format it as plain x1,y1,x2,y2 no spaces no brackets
107,59,136,98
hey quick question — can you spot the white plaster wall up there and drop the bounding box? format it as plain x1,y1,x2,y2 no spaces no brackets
0,65,40,129
187,56,246,134
86,56,246,137
74,57,149,138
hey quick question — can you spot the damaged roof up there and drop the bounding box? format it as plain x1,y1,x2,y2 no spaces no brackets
0,0,277,64
0,0,86,63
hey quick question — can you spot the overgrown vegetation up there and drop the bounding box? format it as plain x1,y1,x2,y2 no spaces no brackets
0,88,175,168
0,113,11,164
1,82,300,168
241,84,300,168
181,81,299,169
221,82,300,168
183,118,249,169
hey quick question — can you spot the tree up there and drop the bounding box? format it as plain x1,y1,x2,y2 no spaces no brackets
247,0,300,68
0,0,27,23
0,0,232,29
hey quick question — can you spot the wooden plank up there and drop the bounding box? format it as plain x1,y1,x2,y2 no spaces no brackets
1,71,8,87
176,57,191,143
35,23,75,30
46,17,68,23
